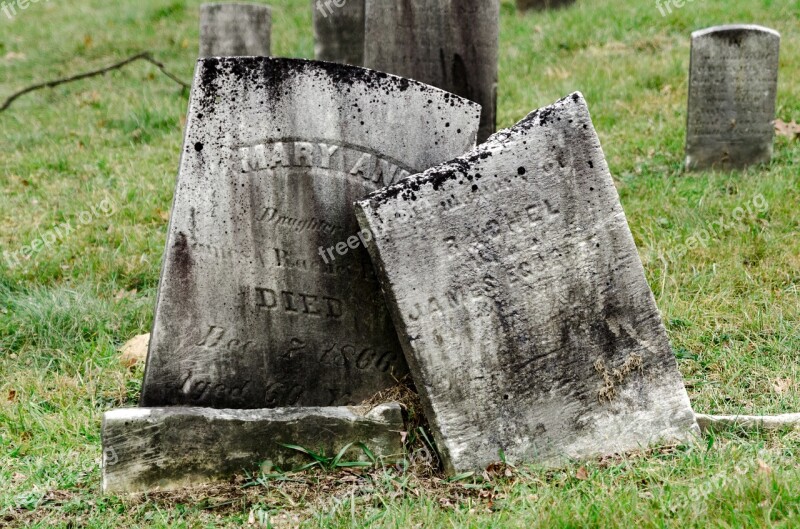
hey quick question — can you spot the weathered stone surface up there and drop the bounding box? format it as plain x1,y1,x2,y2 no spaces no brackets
685,25,780,171
199,3,272,57
312,0,365,66
140,58,481,409
364,0,499,143
102,404,403,493
516,0,576,11
356,93,700,475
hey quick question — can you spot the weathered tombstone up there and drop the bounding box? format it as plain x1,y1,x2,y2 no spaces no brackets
312,0,365,66
103,58,479,492
685,25,780,171
139,58,481,410
356,93,700,474
199,3,272,57
516,0,576,11
103,404,402,493
364,0,499,143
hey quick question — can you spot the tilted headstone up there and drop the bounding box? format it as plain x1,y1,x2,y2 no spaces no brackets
685,25,780,171
516,0,576,11
356,93,700,474
312,0,365,66
140,58,481,410
364,0,499,143
199,3,272,57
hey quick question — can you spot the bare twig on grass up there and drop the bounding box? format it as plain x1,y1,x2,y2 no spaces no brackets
0,52,190,112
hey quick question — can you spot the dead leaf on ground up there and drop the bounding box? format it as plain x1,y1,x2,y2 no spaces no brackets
576,467,589,480
7,389,16,402
119,333,150,368
3,52,26,62
757,460,773,475
775,119,800,140
114,288,138,302
773,378,793,395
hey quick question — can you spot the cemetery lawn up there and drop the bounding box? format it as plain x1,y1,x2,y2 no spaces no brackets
1,0,798,527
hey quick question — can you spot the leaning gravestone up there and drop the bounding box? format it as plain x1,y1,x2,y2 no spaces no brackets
364,0,499,143
312,0,365,66
139,58,481,410
685,25,780,171
199,3,272,57
516,0,576,11
356,93,700,474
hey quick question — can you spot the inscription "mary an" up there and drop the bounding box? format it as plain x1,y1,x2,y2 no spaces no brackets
238,141,413,187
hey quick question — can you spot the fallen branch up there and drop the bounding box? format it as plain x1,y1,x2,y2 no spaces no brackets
0,52,190,112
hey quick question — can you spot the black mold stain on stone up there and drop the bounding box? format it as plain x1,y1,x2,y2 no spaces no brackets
173,232,194,275
195,57,469,112
194,142,204,152
713,28,750,47
364,93,585,209
517,167,526,176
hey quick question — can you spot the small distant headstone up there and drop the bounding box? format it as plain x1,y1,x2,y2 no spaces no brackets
199,3,272,57
139,58,481,410
364,0,499,143
685,25,780,171
312,0,365,66
356,93,700,475
516,0,576,11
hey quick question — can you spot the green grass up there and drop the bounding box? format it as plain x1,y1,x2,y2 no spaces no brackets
1,0,799,526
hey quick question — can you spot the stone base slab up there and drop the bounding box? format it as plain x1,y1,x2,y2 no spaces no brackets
696,413,800,434
102,404,403,493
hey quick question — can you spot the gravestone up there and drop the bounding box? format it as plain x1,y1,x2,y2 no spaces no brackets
364,0,499,143
517,0,576,11
139,58,481,410
312,0,365,66
356,93,700,474
685,25,780,171
103,404,403,493
199,3,272,57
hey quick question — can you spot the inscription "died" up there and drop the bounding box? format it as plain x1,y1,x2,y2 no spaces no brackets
255,287,343,318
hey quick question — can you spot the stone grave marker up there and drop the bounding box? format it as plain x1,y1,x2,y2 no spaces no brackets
313,0,366,66
356,93,700,474
199,3,272,57
364,0,499,143
517,0,576,11
103,404,402,493
139,58,481,410
685,25,780,171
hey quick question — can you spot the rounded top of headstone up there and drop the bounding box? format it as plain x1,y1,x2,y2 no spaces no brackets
692,24,780,40
192,56,482,118
198,57,474,96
